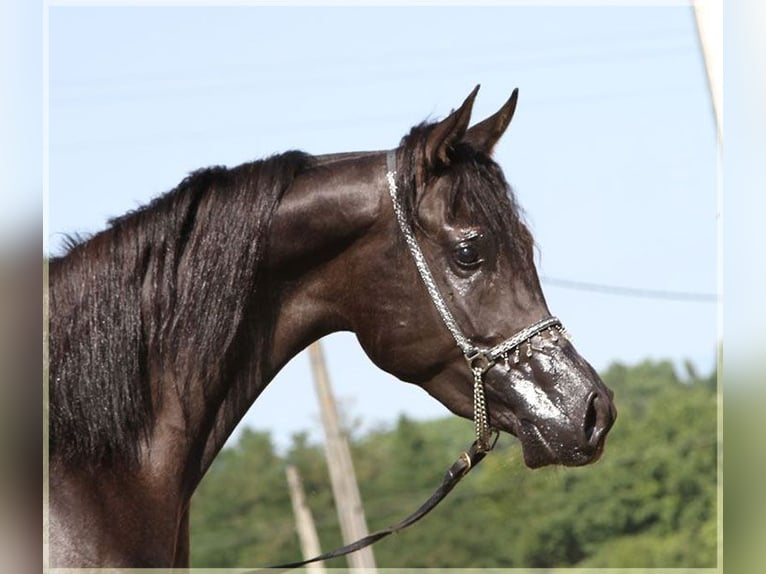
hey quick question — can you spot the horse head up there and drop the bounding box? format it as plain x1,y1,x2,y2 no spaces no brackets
347,86,616,468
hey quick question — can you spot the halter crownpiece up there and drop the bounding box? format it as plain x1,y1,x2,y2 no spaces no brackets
385,150,566,451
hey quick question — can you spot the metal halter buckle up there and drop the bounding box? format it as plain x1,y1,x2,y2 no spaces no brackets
465,349,494,375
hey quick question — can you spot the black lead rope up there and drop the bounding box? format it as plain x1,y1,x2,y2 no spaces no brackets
261,435,497,571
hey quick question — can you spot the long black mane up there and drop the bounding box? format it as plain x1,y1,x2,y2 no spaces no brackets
50,151,313,467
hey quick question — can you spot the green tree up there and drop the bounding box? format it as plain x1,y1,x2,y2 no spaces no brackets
190,429,300,566
190,359,718,568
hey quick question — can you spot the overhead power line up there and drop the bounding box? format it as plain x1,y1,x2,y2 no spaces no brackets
540,275,718,303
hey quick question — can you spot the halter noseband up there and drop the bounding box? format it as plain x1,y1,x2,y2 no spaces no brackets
385,150,565,451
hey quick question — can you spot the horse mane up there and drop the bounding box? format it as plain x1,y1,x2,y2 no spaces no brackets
394,122,536,282
49,151,314,467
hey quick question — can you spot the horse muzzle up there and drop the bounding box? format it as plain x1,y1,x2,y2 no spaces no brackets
486,333,617,468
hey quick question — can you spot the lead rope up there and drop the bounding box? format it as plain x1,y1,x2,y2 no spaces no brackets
261,434,497,571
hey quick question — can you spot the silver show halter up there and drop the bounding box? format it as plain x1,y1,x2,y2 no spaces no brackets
385,150,565,451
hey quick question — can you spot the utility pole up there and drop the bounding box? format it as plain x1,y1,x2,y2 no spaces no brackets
308,341,377,572
692,0,722,139
691,4,723,570
285,464,326,573
691,0,723,384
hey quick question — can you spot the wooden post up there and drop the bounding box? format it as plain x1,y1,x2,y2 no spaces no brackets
308,341,377,572
285,464,326,573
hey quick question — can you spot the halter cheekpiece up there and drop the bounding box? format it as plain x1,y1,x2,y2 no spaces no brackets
385,150,566,451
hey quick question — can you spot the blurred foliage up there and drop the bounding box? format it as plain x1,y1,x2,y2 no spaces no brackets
723,373,765,574
190,359,717,568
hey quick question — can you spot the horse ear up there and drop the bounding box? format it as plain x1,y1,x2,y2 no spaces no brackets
424,85,480,168
464,88,519,155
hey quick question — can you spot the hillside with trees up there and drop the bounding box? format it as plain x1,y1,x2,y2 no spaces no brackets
190,359,717,568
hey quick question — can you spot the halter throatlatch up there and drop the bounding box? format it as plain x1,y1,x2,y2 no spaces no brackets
385,150,564,452
264,150,569,571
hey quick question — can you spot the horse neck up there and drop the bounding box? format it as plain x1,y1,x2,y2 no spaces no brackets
50,150,387,489
190,150,389,481
49,151,390,566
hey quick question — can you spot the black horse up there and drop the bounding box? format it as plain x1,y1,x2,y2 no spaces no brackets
49,86,616,567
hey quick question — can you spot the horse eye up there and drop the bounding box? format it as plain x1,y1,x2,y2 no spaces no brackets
454,243,481,268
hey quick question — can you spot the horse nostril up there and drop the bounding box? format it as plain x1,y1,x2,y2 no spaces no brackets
583,392,599,444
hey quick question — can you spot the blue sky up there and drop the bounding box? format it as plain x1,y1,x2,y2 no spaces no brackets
47,5,719,448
